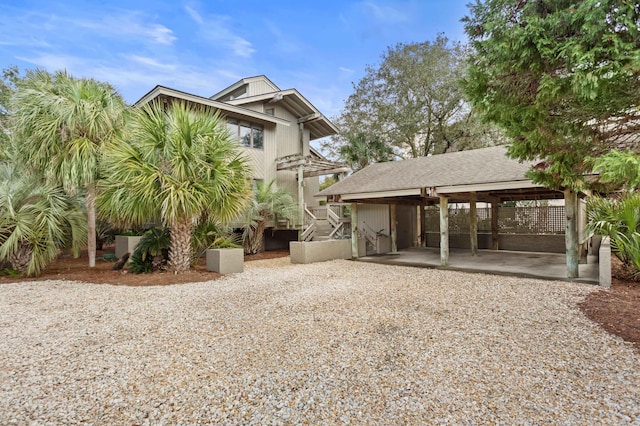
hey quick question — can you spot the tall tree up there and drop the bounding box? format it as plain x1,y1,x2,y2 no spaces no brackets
0,66,20,159
11,69,127,267
463,0,640,279
98,100,251,273
339,133,394,171
463,0,640,189
328,35,497,160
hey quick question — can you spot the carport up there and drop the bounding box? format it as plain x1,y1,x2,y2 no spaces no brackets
318,146,591,279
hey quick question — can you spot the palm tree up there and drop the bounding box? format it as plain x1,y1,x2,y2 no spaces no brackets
339,132,393,171
11,69,127,268
98,100,251,273
241,180,298,254
0,163,86,276
587,193,640,277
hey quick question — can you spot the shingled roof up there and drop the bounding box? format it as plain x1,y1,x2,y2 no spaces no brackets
317,145,553,202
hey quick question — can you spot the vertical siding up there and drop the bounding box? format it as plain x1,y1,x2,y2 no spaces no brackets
275,106,301,157
248,80,278,96
304,177,320,208
358,204,390,236
396,205,417,249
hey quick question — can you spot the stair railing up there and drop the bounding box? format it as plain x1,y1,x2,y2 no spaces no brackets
301,205,317,242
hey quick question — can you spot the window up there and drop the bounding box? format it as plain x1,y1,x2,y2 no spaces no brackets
226,119,264,149
240,124,251,147
252,126,263,149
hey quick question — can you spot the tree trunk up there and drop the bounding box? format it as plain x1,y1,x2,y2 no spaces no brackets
169,217,193,273
86,185,96,268
9,241,32,273
245,221,266,255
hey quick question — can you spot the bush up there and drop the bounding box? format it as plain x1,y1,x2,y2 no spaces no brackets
128,227,170,274
587,193,640,278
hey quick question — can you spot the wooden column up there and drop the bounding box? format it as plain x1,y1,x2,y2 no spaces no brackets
565,189,579,278
439,195,449,266
390,204,398,253
421,202,427,247
491,202,499,250
469,192,478,256
351,202,358,259
297,165,304,241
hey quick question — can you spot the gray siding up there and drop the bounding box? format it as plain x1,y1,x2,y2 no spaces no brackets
358,204,390,237
247,80,278,96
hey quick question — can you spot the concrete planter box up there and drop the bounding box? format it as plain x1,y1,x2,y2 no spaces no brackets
115,235,143,258
290,240,351,264
206,248,244,274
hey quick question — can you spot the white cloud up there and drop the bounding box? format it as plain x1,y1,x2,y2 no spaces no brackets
184,5,204,25
339,66,355,74
359,1,410,23
76,12,177,46
189,10,255,58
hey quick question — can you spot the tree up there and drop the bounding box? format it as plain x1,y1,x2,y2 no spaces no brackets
339,133,394,171
0,164,86,276
98,100,251,273
591,150,640,191
463,0,640,279
463,0,640,189
11,69,127,268
327,35,498,160
241,180,297,255
0,66,20,159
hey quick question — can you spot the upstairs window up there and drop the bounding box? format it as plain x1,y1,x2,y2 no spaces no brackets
227,119,264,150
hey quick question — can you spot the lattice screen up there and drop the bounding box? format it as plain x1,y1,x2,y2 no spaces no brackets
425,205,565,235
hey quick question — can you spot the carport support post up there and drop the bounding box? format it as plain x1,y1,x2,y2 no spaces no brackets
351,203,358,259
420,201,427,247
439,195,449,266
297,165,304,241
469,192,478,256
565,189,579,278
491,202,499,250
390,204,398,253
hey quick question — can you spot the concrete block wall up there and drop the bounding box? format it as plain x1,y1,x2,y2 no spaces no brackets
425,232,565,253
290,240,351,264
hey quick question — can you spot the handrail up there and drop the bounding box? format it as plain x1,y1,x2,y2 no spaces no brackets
360,221,379,247
327,207,340,228
301,222,316,241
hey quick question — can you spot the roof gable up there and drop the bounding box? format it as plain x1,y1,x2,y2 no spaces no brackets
209,75,280,101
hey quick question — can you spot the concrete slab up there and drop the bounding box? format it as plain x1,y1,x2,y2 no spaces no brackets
357,247,599,285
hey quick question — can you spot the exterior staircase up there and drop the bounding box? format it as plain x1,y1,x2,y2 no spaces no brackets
312,219,334,241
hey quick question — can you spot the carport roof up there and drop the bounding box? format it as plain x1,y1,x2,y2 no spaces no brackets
317,146,560,203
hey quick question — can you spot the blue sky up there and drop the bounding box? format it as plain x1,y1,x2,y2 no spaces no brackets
0,0,470,119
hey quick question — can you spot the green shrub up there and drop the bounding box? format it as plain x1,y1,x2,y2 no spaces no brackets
587,193,640,278
128,227,170,274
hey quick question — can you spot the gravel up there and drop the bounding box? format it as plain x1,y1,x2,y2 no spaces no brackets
1,258,639,424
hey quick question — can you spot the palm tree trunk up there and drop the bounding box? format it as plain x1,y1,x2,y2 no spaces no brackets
169,217,192,273
86,185,96,268
9,241,32,273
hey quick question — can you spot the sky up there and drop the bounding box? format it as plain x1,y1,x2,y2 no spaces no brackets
0,0,470,120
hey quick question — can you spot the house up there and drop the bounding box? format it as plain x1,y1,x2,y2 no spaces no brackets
135,75,349,247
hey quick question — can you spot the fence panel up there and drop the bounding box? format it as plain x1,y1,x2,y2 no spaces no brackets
425,205,565,235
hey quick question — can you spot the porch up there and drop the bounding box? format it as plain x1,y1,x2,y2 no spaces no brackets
357,246,600,284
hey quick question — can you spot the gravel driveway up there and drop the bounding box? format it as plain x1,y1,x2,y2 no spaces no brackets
1,258,639,424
